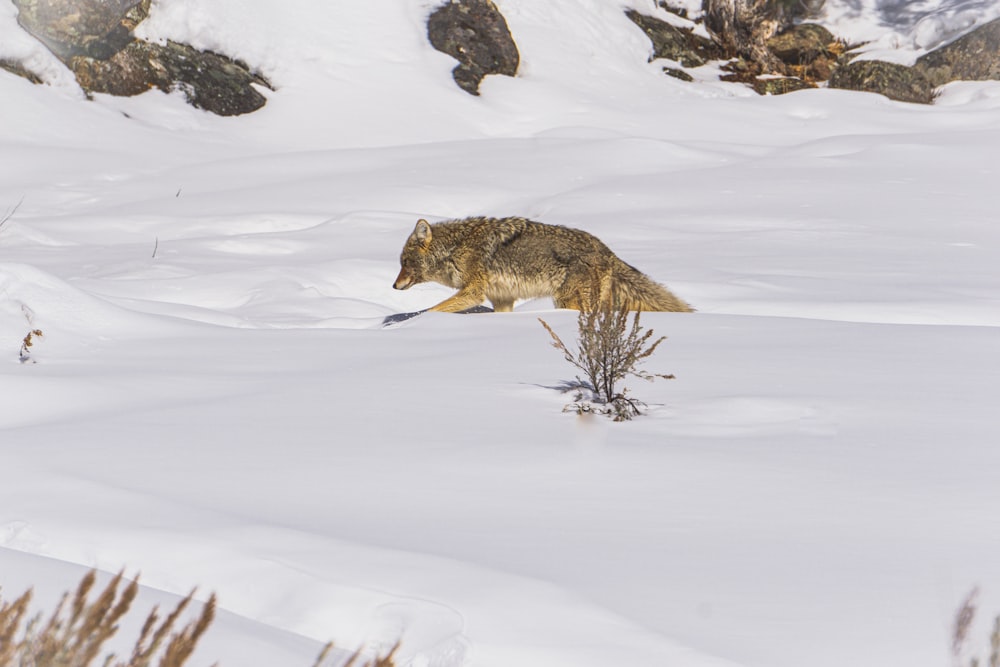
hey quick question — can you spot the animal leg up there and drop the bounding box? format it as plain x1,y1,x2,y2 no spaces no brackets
490,299,515,313
553,278,594,311
428,288,488,313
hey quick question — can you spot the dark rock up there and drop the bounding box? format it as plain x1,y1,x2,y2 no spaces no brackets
828,59,935,104
12,0,149,60
663,66,694,82
69,40,271,116
765,23,841,82
625,10,722,68
427,0,519,96
11,0,270,115
658,2,690,20
915,17,1000,88
719,56,762,84
767,23,835,65
752,76,814,95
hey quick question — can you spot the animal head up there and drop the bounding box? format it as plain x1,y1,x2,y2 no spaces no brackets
393,219,433,290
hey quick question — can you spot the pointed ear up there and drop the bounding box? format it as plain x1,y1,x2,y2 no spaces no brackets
413,219,432,247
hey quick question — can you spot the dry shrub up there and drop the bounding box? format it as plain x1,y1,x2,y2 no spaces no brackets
1,571,398,667
0,570,215,667
952,587,1000,667
312,641,399,667
0,198,21,234
539,303,674,421
19,329,44,364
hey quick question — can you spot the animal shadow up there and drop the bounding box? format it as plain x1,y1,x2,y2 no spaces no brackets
381,304,493,327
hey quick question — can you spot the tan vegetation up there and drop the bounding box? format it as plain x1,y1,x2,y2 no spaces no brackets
0,570,214,667
0,571,397,667
952,587,1000,667
19,329,44,363
540,301,674,421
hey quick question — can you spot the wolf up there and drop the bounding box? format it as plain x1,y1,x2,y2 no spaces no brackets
392,216,693,313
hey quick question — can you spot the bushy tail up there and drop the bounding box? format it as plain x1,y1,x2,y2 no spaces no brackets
609,261,694,312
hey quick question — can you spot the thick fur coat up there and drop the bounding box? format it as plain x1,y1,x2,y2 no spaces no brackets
393,216,693,313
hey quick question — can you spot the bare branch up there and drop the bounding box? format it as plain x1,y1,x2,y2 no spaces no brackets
540,302,673,421
0,197,24,234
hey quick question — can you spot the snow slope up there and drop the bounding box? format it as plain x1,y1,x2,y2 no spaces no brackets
2,2,1000,667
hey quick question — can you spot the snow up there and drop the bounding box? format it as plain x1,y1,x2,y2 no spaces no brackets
2,1,1000,667
821,0,1000,59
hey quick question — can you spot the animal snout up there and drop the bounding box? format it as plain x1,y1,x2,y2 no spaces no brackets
393,267,412,290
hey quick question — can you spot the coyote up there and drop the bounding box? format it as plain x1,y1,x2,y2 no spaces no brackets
392,216,693,313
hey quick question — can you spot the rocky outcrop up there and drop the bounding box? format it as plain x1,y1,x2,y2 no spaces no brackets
723,22,841,93
766,23,838,80
625,10,722,68
427,0,519,95
752,76,814,95
826,17,1000,104
651,1,984,103
69,41,270,116
663,67,695,82
702,0,788,73
10,0,270,116
12,0,149,60
636,5,840,95
828,59,936,104
914,16,1000,87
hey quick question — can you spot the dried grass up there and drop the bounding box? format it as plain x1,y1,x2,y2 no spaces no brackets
0,570,215,667
1,571,398,667
19,329,44,364
953,587,1000,667
311,640,399,667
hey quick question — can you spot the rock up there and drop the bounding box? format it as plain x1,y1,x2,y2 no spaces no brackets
11,0,269,115
427,0,519,96
12,0,149,60
625,10,722,68
752,76,814,95
915,17,1000,88
68,40,271,116
766,23,835,65
765,23,840,82
828,59,935,104
663,67,695,82
702,0,787,73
